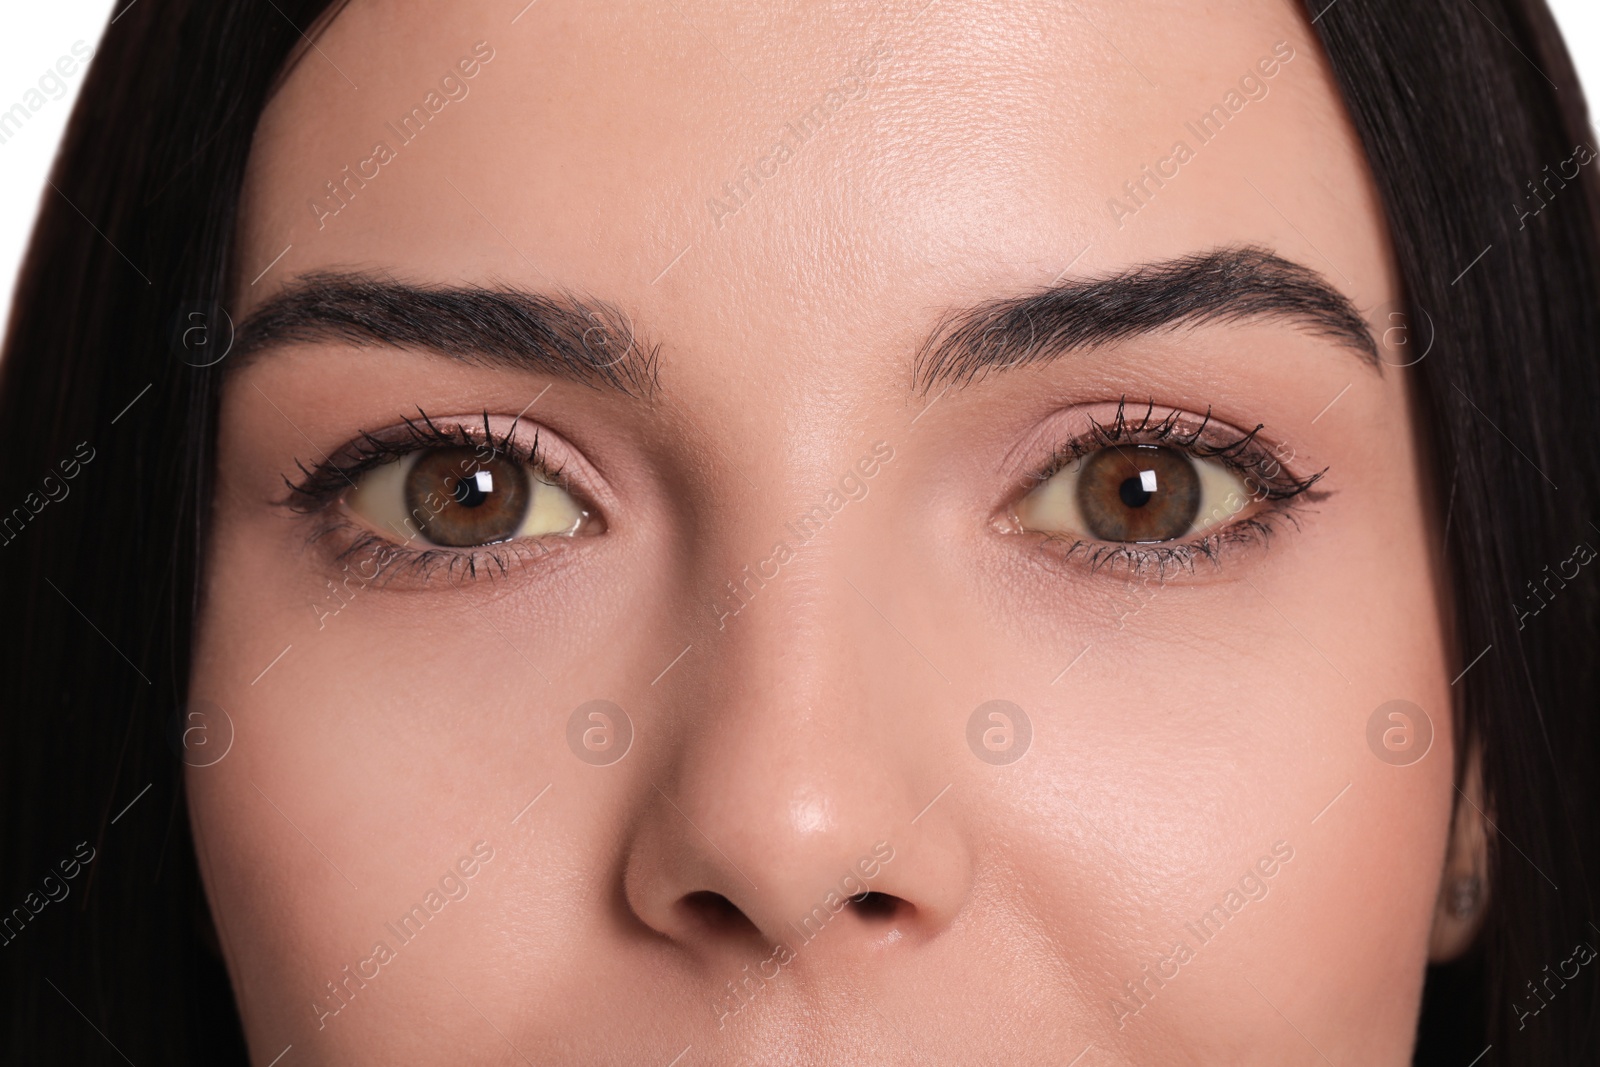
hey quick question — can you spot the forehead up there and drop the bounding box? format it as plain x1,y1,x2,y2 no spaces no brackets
236,0,1391,357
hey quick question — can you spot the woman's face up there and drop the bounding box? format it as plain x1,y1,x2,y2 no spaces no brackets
192,0,1457,1062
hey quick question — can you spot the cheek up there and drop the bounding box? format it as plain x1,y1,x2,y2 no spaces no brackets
920,411,1451,1049
186,424,687,1057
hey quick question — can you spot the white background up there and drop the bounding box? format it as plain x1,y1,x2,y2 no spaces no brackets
1,1,1597,331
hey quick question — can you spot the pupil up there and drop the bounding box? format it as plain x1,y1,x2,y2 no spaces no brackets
1118,476,1151,509
453,474,488,508
403,447,531,547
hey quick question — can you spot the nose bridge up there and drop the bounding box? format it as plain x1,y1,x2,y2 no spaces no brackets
698,427,906,740
688,527,909,899
624,487,971,956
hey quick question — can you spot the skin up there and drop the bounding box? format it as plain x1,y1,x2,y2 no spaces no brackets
190,0,1476,1062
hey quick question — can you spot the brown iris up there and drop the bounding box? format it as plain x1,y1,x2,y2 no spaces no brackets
404,447,530,547
1075,444,1200,542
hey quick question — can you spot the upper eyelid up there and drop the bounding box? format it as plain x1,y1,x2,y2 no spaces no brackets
279,412,567,512
1026,411,1310,490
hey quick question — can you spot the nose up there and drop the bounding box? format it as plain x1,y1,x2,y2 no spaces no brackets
622,546,972,969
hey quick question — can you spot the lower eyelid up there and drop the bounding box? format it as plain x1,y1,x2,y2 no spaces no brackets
1027,506,1300,582
307,519,571,591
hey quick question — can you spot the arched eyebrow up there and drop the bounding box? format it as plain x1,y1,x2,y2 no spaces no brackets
232,271,659,398
912,246,1381,394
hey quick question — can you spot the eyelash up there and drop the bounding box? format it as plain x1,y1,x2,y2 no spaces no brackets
286,400,1320,587
282,409,575,585
1021,398,1326,580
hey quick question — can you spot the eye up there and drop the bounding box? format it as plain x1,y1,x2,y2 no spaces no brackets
1015,443,1248,543
343,445,591,548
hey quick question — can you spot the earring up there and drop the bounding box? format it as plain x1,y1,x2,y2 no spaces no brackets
1446,874,1483,919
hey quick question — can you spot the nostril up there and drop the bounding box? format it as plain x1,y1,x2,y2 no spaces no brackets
848,891,906,922
678,890,761,940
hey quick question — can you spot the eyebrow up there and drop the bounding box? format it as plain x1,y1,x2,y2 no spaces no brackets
233,271,659,398
913,246,1379,393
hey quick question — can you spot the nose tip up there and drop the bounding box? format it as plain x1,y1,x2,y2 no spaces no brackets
624,772,969,969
